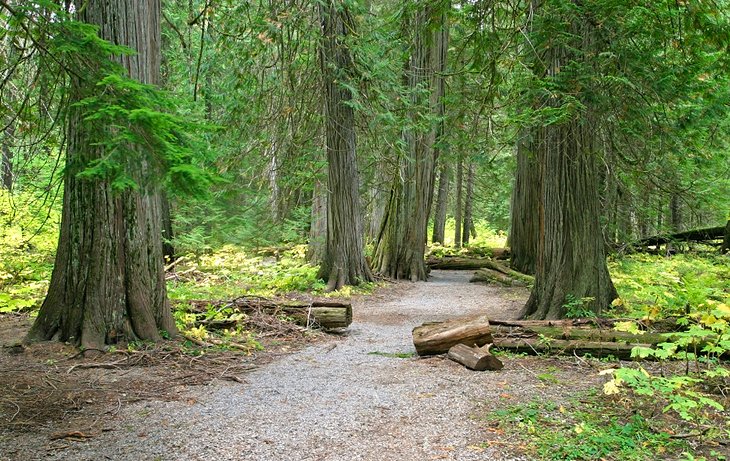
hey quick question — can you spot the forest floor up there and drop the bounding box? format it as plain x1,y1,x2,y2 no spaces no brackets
0,270,720,460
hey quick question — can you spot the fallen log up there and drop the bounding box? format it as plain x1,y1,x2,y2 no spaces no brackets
470,268,518,286
636,225,725,247
412,315,493,356
448,343,503,371
187,296,352,329
492,337,647,360
426,257,498,270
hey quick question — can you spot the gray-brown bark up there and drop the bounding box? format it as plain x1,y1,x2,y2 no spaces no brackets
316,0,373,290
1,125,12,191
453,157,463,248
520,12,617,320
307,178,327,263
447,343,503,371
508,133,539,274
412,314,493,356
462,160,475,245
373,1,448,281
27,0,176,348
432,163,450,244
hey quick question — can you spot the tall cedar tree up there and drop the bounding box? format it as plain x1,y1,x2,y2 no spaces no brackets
27,0,176,347
316,0,374,290
373,1,448,280
519,2,617,319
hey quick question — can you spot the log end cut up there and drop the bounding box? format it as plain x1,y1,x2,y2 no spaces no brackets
447,343,503,371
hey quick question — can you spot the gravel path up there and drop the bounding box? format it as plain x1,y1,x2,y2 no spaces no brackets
9,270,540,461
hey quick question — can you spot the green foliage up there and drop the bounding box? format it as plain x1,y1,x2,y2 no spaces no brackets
490,396,689,461
605,301,730,422
428,218,507,257
609,253,730,319
0,190,57,313
563,295,597,319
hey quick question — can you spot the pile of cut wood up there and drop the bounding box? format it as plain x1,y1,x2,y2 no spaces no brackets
412,315,687,371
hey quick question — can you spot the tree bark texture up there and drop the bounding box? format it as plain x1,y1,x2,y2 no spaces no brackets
432,163,450,244
453,157,463,248
508,133,539,274
316,1,373,290
1,125,13,191
373,1,448,281
27,0,176,348
307,178,327,263
520,12,617,320
462,160,475,245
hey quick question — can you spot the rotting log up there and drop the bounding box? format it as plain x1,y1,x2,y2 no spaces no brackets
636,225,725,247
470,260,533,286
188,297,352,329
412,315,493,356
426,257,496,270
448,343,503,371
492,337,647,360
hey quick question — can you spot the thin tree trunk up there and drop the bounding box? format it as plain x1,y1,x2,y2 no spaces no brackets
454,157,463,248
432,163,450,244
462,160,475,245
722,219,730,254
307,178,327,264
1,125,13,191
316,0,373,290
27,0,176,348
161,192,175,263
508,133,539,274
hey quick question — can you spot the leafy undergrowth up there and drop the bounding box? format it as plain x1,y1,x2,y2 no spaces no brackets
608,251,730,319
167,244,378,302
427,218,508,258
0,190,58,313
486,390,727,461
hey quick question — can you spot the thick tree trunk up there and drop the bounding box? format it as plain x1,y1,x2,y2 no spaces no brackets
373,2,448,281
316,1,373,290
508,133,539,275
520,16,617,320
462,160,475,245
453,157,463,248
27,0,176,348
432,164,450,244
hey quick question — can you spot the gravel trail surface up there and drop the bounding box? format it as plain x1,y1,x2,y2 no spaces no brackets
8,270,537,461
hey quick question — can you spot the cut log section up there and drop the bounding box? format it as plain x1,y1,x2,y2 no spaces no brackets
448,343,503,371
187,297,352,329
412,315,493,356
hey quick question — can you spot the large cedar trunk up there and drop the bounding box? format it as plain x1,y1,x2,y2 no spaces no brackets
373,2,448,281
508,134,539,274
520,8,617,320
27,0,176,348
316,1,373,290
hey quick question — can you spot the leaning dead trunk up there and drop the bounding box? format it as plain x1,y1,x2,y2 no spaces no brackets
27,0,176,348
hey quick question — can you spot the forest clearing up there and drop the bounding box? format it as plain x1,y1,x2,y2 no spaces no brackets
1,0,730,460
